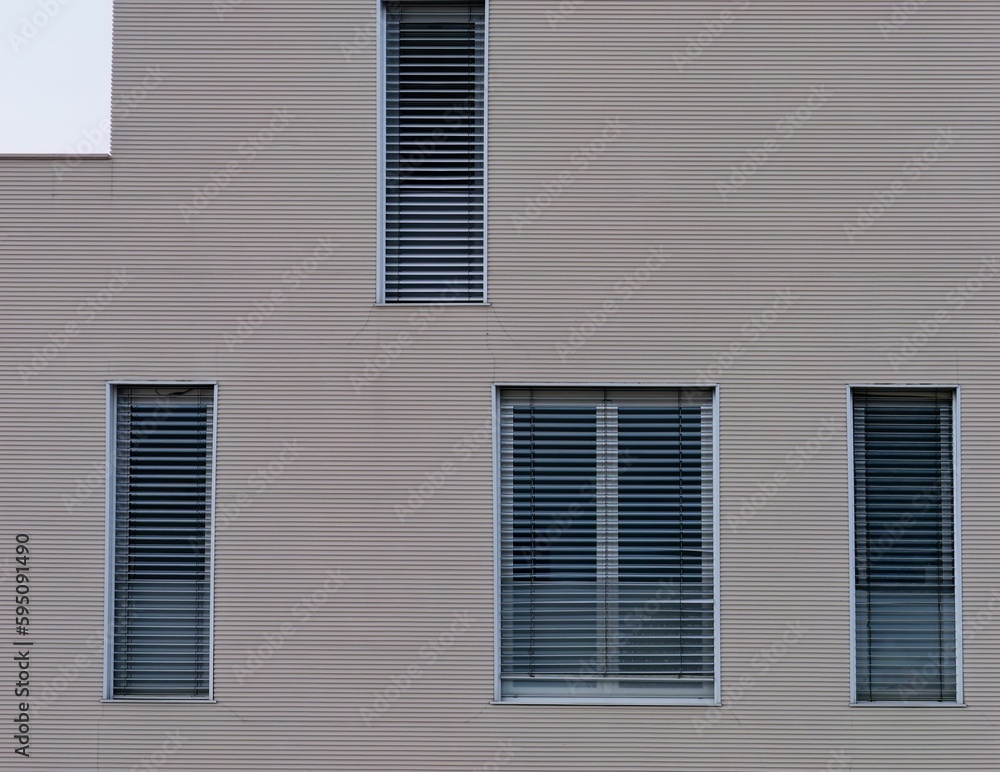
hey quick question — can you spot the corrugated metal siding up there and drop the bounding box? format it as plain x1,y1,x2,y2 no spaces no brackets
0,0,998,768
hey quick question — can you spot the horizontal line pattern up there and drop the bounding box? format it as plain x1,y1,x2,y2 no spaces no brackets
0,0,998,769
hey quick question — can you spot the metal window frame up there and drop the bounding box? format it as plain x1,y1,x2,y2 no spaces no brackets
377,0,489,305
103,381,219,703
846,383,964,707
492,383,722,706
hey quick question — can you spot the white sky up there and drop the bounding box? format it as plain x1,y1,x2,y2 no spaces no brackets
1,0,113,154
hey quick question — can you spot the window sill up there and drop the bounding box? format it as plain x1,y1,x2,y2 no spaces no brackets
101,698,217,704
493,697,720,707
375,301,491,307
851,701,965,708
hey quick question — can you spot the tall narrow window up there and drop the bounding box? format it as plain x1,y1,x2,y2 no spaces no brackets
852,388,959,703
498,388,717,701
382,0,486,303
109,385,215,699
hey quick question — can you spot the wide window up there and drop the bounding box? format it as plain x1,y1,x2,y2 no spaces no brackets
498,387,717,702
851,387,960,703
107,384,215,699
381,0,486,303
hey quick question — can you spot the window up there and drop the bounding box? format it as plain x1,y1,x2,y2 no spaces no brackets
107,385,215,699
851,387,960,703
497,387,718,702
381,0,486,303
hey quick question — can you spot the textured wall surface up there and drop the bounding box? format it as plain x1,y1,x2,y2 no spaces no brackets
1,1,998,768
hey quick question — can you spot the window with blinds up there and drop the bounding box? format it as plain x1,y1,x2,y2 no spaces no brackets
852,388,959,703
109,385,215,699
382,0,486,303
498,388,717,701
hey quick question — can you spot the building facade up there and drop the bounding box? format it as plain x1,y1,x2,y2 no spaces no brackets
2,0,998,769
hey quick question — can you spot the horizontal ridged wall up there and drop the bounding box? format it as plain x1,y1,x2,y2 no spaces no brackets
0,0,998,768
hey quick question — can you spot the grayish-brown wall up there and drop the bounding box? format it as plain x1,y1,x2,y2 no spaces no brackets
1,1,998,768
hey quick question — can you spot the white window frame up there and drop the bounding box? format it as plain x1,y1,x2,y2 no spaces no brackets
492,383,721,706
376,0,489,305
846,383,964,707
102,381,219,702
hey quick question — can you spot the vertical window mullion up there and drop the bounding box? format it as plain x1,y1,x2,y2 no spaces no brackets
595,399,620,681
595,402,607,677
528,397,536,678
604,401,619,680
936,394,946,700
855,392,874,703
676,391,686,676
